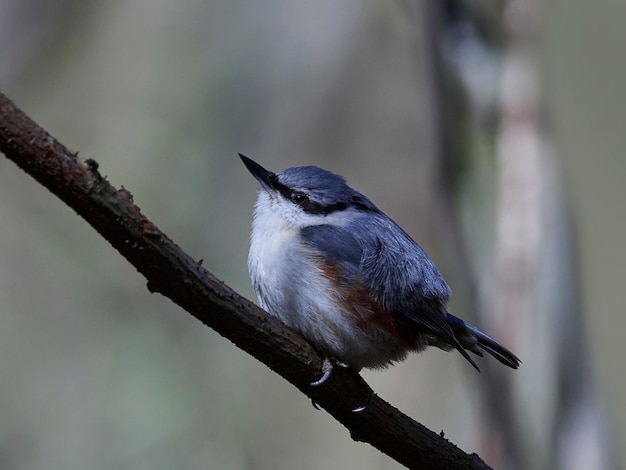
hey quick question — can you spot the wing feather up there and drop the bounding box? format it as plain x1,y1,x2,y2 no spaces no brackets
300,217,480,370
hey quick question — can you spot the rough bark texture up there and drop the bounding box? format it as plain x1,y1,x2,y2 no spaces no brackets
0,91,492,470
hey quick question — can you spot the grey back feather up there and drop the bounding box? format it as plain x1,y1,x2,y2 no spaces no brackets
300,211,453,328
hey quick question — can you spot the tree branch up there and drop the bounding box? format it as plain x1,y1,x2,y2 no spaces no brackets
0,91,492,470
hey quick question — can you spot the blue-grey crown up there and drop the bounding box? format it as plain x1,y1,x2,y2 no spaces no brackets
276,166,378,215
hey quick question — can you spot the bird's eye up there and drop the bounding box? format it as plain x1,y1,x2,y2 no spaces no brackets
290,192,307,205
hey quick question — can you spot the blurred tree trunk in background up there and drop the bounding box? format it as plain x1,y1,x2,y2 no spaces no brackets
421,0,616,468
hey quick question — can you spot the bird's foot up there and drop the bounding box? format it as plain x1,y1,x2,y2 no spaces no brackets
310,357,333,387
309,358,372,412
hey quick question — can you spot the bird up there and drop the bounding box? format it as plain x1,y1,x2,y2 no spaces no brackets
239,154,520,389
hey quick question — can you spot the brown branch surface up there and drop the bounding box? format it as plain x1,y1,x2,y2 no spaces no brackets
0,91,492,470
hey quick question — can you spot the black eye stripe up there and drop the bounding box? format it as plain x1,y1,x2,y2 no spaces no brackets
297,197,349,215
271,180,298,203
272,178,356,215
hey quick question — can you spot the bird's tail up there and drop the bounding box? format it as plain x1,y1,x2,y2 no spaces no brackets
446,313,520,370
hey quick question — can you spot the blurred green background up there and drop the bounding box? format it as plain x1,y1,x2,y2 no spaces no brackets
1,1,624,469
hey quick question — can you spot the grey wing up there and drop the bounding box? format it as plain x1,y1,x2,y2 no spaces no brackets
300,220,479,369
299,224,363,275
299,217,450,327
300,218,450,318
333,215,481,369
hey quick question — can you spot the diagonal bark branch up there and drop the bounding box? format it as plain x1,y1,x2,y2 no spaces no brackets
0,91,492,470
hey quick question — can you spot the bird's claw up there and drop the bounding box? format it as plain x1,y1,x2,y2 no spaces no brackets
309,357,372,413
310,357,333,386
351,391,373,413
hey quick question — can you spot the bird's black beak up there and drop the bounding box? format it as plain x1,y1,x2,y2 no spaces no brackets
239,154,274,192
